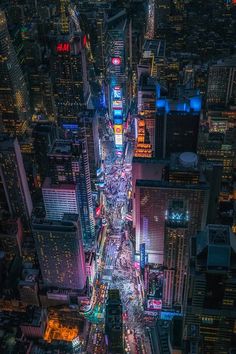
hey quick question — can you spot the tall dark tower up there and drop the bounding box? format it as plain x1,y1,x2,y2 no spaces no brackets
0,136,32,230
51,3,90,127
0,10,30,136
45,139,95,248
156,94,201,158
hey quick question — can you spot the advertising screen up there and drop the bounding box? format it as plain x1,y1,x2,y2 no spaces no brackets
147,299,162,310
114,125,123,135
112,100,123,109
148,268,163,297
113,87,122,100
111,57,121,65
140,243,146,270
115,134,123,146
57,43,70,53
114,118,123,125
113,109,122,117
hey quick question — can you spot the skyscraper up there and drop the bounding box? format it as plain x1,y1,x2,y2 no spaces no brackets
32,214,86,291
163,200,189,311
0,136,32,229
47,140,95,247
207,56,236,109
184,224,236,354
0,10,30,135
155,91,202,159
42,178,79,221
134,153,209,264
32,122,58,187
51,3,89,127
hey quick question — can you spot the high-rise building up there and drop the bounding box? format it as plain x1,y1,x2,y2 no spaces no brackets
105,289,123,354
80,110,101,187
42,178,79,221
0,136,33,229
156,95,201,159
32,214,86,291
137,74,157,115
134,153,209,264
207,56,236,109
50,4,90,127
32,122,58,187
184,224,236,354
163,200,189,311
0,218,23,266
47,140,95,247
0,10,30,136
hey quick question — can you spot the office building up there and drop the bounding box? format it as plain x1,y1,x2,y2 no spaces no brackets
137,74,157,115
48,140,95,247
32,122,58,187
135,180,208,265
184,224,236,354
32,214,86,291
207,56,236,109
80,110,101,186
198,131,235,183
0,136,33,229
0,218,23,266
163,200,189,311
42,178,78,221
156,94,201,159
134,153,209,264
18,267,40,306
0,10,30,135
51,4,90,127
105,289,123,354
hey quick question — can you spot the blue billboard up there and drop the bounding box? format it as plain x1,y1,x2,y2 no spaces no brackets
140,243,146,270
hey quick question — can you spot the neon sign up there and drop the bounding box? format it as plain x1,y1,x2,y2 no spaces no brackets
112,100,123,109
113,88,122,100
114,118,123,125
114,125,123,134
113,109,122,117
56,43,70,53
111,57,121,65
82,35,87,47
115,134,123,146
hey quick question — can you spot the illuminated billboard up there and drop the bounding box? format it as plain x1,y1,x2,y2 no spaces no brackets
82,35,87,47
113,109,122,117
148,267,163,297
111,57,121,65
57,43,70,53
147,299,162,310
112,100,123,109
140,243,146,270
113,87,122,100
114,118,123,125
114,125,123,135
115,134,123,146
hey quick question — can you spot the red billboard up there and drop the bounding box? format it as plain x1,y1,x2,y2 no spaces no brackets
56,43,70,53
111,57,121,65
147,299,162,310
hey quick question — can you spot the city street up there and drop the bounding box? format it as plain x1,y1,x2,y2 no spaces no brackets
85,135,152,354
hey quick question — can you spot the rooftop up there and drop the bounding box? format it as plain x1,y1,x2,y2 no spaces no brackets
42,177,76,191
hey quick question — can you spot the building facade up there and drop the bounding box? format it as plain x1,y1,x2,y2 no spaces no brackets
32,215,86,291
